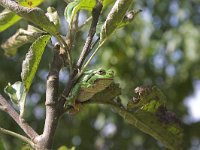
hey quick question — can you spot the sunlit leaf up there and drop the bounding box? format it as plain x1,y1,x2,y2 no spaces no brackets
1,25,45,56
100,0,133,43
0,0,44,32
16,0,44,8
64,0,114,28
21,35,51,91
64,0,96,27
0,9,21,32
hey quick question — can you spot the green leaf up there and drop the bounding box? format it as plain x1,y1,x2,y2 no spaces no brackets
0,0,44,32
2,33,50,117
21,35,51,91
100,0,133,43
0,9,21,32
116,86,183,150
4,82,27,118
4,82,25,105
1,25,45,56
4,81,27,117
64,0,96,27
16,0,44,8
0,0,57,36
133,110,183,150
64,0,114,28
46,7,60,30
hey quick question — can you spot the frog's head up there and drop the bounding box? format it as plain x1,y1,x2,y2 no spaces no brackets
93,68,114,79
87,68,114,90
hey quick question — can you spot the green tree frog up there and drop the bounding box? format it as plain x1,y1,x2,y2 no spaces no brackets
65,68,114,109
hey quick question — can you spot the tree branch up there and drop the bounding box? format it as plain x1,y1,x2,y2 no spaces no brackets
34,45,63,149
76,0,103,70
99,0,133,43
0,94,38,140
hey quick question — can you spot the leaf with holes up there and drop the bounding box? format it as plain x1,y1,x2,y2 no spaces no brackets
117,86,183,150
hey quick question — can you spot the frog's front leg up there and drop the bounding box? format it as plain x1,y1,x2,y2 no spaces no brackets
64,84,80,111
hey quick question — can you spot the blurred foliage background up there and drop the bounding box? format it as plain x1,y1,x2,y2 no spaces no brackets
0,0,200,149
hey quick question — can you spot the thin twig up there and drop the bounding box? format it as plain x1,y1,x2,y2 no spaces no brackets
76,0,103,69
0,94,38,140
0,127,35,148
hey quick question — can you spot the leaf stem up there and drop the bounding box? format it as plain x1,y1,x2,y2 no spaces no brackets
0,127,35,148
79,16,92,29
81,40,105,72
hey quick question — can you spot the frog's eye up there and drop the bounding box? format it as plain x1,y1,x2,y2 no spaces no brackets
98,69,106,75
